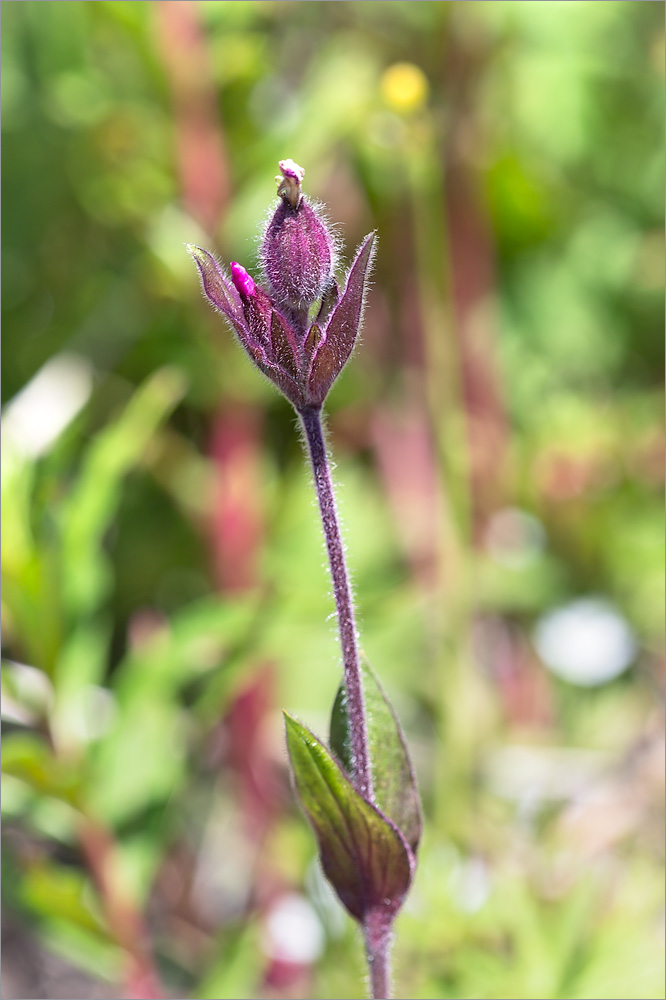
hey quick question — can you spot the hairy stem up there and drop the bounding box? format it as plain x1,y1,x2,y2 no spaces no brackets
299,405,373,803
364,909,393,1000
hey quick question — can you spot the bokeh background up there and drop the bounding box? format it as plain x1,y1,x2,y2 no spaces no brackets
2,2,664,998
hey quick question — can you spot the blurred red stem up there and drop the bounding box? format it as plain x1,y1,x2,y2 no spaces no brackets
79,819,163,1000
157,0,229,235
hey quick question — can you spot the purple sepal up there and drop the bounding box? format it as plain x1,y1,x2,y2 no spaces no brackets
316,279,340,328
307,232,376,406
187,244,242,323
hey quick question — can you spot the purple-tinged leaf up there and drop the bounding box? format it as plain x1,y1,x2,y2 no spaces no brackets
187,245,242,322
307,232,376,405
284,713,414,924
330,656,422,856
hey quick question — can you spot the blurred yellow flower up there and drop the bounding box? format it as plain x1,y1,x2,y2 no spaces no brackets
380,62,429,114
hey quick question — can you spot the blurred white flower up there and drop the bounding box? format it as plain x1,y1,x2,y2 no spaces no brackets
534,597,637,685
262,892,325,964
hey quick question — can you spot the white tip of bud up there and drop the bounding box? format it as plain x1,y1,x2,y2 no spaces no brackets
276,158,305,208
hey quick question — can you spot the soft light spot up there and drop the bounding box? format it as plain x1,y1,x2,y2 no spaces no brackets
2,353,93,458
380,62,429,114
534,598,636,686
484,506,546,569
262,892,325,964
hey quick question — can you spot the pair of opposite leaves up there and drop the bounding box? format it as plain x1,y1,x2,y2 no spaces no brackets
285,657,421,926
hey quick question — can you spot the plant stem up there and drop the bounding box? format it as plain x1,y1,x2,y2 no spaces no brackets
300,407,392,999
364,909,393,1000
299,405,373,803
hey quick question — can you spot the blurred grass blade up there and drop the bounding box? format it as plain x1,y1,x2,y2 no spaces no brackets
60,367,186,620
330,655,421,854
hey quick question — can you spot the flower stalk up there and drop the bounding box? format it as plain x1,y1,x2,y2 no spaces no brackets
299,405,373,802
188,159,420,1000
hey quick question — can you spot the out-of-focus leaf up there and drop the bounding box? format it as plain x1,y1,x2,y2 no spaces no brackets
2,545,64,676
330,655,421,855
36,920,120,985
60,367,186,619
52,620,112,752
284,712,414,924
22,861,108,936
86,695,185,826
1,733,81,806
195,923,261,1000
111,594,257,704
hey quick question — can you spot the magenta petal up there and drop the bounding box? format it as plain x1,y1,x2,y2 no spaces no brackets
230,261,256,299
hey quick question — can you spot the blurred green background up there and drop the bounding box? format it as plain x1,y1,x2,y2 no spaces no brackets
2,2,664,998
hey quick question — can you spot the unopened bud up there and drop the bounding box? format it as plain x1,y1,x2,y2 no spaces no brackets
261,159,335,312
230,261,256,299
276,158,305,209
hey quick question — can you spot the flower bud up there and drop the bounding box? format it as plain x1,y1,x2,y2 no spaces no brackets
230,261,255,299
261,159,335,312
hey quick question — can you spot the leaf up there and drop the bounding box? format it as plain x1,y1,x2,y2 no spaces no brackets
61,367,186,619
2,733,81,806
22,861,108,936
284,713,414,924
330,656,422,855
86,694,185,825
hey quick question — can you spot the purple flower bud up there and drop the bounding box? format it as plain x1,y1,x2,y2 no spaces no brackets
261,160,335,312
188,161,375,413
230,261,255,299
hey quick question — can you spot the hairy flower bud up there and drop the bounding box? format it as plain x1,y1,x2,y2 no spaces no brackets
261,159,335,312
188,159,375,413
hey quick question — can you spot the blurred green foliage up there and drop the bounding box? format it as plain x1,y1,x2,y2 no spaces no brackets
2,2,664,998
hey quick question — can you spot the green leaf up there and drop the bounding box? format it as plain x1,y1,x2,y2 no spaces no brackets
330,655,421,855
60,366,186,619
284,712,413,924
86,694,185,826
22,861,108,936
1,733,81,806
